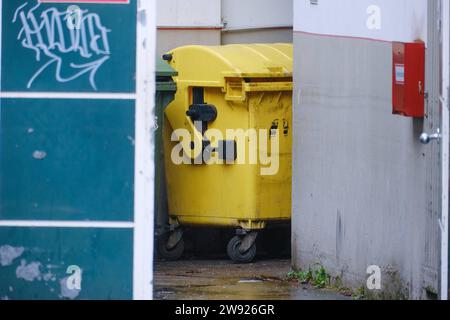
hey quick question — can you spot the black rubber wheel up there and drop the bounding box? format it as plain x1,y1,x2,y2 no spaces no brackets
157,234,185,261
227,236,257,264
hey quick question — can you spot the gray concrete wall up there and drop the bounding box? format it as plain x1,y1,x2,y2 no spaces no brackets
292,32,429,299
221,28,292,45
156,30,221,57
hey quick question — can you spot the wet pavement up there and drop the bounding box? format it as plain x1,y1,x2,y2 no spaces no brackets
154,259,351,300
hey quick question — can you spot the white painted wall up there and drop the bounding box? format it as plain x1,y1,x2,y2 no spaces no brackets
157,0,222,27
294,0,427,43
222,0,293,30
292,0,441,298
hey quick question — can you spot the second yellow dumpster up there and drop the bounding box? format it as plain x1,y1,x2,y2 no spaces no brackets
160,44,293,263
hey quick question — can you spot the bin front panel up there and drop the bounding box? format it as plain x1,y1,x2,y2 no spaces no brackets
250,91,292,220
164,88,292,226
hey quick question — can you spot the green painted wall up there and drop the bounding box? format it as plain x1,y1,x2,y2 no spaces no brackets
0,0,141,299
0,227,133,300
0,98,135,221
1,0,137,92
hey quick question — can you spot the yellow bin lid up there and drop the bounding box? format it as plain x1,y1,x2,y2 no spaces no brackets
167,43,293,88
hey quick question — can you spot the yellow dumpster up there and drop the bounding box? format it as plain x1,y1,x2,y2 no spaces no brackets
160,44,293,263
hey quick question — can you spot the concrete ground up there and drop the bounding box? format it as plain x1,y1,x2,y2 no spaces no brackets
154,259,351,300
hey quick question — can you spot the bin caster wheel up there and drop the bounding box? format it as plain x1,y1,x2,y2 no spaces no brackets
227,236,257,264
157,233,185,261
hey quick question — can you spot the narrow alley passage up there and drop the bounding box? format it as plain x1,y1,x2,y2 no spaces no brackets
154,260,350,300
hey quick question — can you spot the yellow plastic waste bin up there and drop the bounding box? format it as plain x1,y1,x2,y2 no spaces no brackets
160,44,293,263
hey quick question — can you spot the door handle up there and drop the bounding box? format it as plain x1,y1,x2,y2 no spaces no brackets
420,128,442,144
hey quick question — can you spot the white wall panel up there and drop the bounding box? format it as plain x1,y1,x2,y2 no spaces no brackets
294,0,427,43
222,0,293,30
157,0,221,27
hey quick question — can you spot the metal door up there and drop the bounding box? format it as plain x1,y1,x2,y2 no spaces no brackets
421,0,449,301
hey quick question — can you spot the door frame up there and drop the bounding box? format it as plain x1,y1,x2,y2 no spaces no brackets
440,0,449,301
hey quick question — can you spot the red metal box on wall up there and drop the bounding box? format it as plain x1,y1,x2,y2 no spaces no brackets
392,42,425,118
